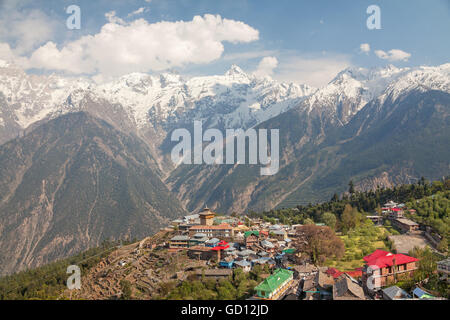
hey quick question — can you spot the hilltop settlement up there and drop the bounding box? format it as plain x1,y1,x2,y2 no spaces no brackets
65,196,448,301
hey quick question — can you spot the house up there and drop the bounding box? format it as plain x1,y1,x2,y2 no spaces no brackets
391,218,419,233
195,269,232,280
388,208,404,219
362,249,419,292
301,271,334,300
236,249,256,259
189,224,233,238
245,232,259,248
254,269,294,300
169,235,190,250
332,274,365,300
234,260,252,272
384,201,398,208
189,233,209,247
183,214,200,224
382,286,411,300
437,258,450,283
272,230,287,241
252,257,270,266
187,246,215,261
261,240,275,253
219,256,234,269
294,264,318,279
205,238,220,247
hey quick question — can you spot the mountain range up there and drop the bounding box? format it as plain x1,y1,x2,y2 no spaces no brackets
0,59,448,275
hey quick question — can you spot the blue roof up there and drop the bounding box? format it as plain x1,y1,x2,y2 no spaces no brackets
413,287,434,298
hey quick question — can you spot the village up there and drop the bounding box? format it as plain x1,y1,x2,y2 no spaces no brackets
158,203,448,301
68,201,448,301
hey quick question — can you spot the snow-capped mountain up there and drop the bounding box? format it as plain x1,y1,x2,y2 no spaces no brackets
299,63,450,126
0,60,449,147
90,64,315,130
0,62,315,141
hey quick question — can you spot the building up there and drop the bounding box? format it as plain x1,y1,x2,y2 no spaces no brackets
189,233,209,247
189,224,233,238
384,201,398,209
381,286,411,300
254,269,294,300
234,260,252,272
391,218,419,233
205,238,220,247
187,246,215,261
219,256,234,269
332,274,366,300
362,249,419,292
261,240,275,254
183,214,200,224
245,232,259,248
199,207,216,226
301,271,334,300
294,264,318,279
437,258,450,283
388,208,404,219
195,269,232,280
169,235,190,250
272,230,287,241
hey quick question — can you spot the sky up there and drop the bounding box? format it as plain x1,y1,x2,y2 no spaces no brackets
0,0,449,87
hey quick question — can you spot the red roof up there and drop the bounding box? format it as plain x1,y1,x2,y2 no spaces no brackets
363,249,390,262
363,250,418,268
345,270,363,278
211,244,230,251
326,267,363,279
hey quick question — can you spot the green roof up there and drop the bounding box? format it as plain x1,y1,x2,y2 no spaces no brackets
283,248,295,254
244,230,259,238
255,269,293,294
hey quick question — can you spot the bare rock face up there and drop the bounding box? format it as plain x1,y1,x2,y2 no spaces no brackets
0,112,186,276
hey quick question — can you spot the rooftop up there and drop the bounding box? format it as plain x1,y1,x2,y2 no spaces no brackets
255,269,294,293
363,249,419,268
190,224,232,230
394,218,419,226
382,286,410,300
170,235,190,241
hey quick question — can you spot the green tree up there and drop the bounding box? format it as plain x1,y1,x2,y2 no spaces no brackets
322,212,337,230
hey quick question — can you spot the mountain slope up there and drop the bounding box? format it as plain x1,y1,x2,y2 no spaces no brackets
167,83,450,212
0,112,186,276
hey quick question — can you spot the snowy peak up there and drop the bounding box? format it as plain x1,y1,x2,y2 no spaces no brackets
300,63,450,125
225,64,248,77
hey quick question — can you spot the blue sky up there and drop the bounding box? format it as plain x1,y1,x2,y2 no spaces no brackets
0,0,449,86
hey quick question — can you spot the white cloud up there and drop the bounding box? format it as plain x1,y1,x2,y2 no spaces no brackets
0,6,57,55
127,7,148,18
360,43,370,54
254,56,278,78
24,14,259,77
105,11,126,25
374,49,411,62
274,54,351,87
